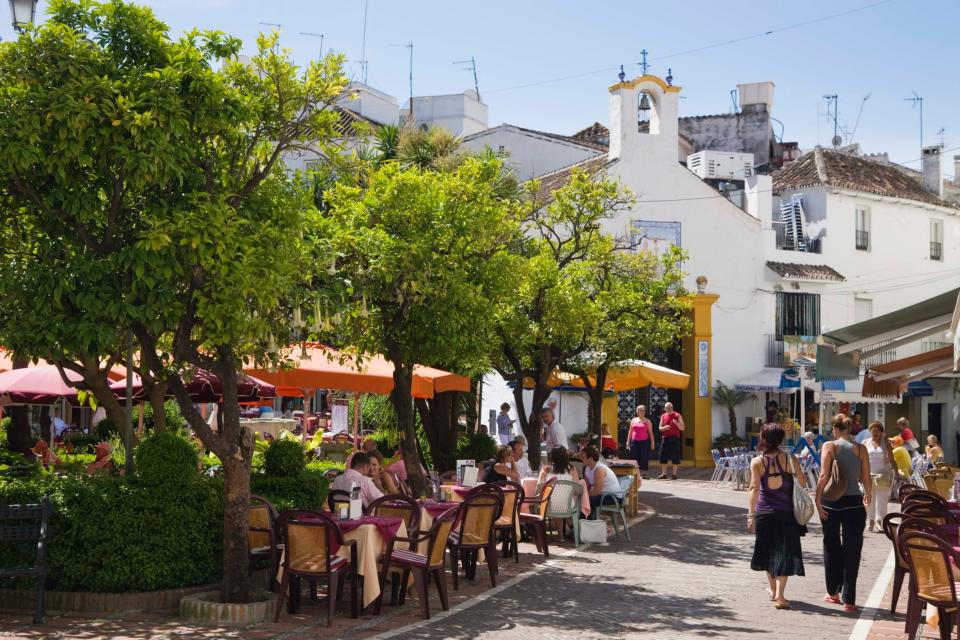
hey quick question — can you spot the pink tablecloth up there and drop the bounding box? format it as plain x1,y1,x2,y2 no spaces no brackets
338,516,403,545
521,477,591,518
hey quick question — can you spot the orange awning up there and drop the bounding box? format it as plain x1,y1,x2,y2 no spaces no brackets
245,345,469,399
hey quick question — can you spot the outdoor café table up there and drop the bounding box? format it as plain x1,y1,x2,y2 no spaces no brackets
519,477,591,519
277,515,406,609
606,459,641,516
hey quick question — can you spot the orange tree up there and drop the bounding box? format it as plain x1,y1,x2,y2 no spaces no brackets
0,0,346,602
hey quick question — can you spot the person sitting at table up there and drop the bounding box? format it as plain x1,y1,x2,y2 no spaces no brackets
345,437,379,469
509,438,533,478
538,445,580,483
367,450,400,495
925,435,944,465
580,445,622,516
486,445,521,484
331,452,384,508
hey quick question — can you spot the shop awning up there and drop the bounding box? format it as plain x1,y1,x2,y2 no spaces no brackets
734,368,798,393
817,288,960,380
903,380,934,397
524,359,689,392
815,376,901,404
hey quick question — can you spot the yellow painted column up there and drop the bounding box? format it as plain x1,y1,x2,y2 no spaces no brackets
681,293,719,467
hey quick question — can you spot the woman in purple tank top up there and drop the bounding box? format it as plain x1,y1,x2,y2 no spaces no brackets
747,423,807,609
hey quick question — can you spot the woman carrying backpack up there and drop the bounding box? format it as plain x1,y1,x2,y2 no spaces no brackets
815,414,872,613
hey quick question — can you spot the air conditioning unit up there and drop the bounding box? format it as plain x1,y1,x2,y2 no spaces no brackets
686,150,755,180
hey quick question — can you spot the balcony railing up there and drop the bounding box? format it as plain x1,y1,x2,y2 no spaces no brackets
860,339,898,367
931,241,943,261
765,335,896,369
855,230,869,251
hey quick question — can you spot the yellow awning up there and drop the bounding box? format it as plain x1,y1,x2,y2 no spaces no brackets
526,359,689,391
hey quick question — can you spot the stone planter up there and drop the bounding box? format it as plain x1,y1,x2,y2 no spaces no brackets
0,583,216,614
179,590,273,626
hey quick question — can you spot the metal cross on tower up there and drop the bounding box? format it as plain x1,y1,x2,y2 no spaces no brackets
639,49,649,75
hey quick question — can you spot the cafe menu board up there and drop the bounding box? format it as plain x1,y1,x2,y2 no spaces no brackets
456,459,475,485
330,398,348,433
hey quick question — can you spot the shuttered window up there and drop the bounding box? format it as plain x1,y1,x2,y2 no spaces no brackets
776,292,820,339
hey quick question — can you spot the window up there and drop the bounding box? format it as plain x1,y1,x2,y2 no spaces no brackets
776,292,820,339
855,206,870,251
931,219,944,261
854,297,873,323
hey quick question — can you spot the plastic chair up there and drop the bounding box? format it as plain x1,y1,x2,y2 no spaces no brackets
546,479,583,549
597,475,633,541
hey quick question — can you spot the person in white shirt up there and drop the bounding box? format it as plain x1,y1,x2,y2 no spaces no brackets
580,445,622,516
331,452,384,508
510,438,533,478
541,409,568,453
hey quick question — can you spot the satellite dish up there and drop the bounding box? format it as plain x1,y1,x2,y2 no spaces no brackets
831,135,843,148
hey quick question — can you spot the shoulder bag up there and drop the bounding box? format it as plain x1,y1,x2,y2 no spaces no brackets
787,453,815,525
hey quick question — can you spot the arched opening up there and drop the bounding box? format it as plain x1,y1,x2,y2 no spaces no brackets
637,89,660,134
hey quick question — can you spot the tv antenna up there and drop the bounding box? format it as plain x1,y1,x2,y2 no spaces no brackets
300,32,325,60
904,91,923,150
937,127,945,147
359,0,369,83
259,22,281,53
453,56,480,102
391,41,413,121
848,93,870,144
823,94,841,148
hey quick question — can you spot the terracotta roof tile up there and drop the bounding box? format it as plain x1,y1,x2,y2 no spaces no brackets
773,147,956,208
766,261,845,282
529,154,615,203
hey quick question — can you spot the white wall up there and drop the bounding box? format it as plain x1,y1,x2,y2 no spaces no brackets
405,91,488,137
462,126,601,181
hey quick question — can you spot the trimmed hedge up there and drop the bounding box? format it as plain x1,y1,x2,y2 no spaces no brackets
0,474,223,592
134,431,200,485
263,439,305,477
251,468,328,512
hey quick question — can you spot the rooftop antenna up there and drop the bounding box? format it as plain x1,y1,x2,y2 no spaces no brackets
359,0,369,83
937,126,945,147
848,93,870,144
258,22,281,53
904,91,923,151
391,41,413,121
823,94,841,148
730,88,739,113
300,32,324,60
638,49,649,75
453,56,480,101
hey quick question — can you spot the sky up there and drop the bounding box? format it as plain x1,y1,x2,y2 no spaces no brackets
3,0,957,176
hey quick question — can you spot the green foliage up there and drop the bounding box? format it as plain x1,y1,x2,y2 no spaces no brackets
63,434,102,452
250,469,328,512
134,431,199,486
142,400,188,434
306,459,345,474
0,416,8,449
57,452,96,474
0,474,223,592
456,432,498,463
713,433,746,449
95,419,116,442
263,439,305,477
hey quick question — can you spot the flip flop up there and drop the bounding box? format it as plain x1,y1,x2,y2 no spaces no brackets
843,604,858,613
823,594,841,604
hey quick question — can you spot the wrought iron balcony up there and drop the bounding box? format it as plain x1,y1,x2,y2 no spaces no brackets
855,230,869,251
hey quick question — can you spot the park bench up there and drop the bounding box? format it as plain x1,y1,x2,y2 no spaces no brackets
0,498,51,623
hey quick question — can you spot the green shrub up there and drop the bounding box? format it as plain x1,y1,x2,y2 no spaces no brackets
0,474,223,592
0,416,8,449
141,400,188,435
455,432,497,463
63,434,101,452
134,431,199,485
58,452,95,474
263,439,305,477
251,468,328,512
306,459,345,474
95,418,116,441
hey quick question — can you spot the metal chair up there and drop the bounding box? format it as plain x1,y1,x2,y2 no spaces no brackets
274,510,357,625
375,506,459,619
597,475,633,541
446,489,503,590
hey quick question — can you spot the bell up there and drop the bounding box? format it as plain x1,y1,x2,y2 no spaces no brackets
638,93,651,114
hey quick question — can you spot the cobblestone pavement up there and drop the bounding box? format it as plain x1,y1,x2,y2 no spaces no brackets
380,479,893,640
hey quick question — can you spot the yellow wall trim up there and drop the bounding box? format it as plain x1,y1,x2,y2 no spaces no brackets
609,74,683,94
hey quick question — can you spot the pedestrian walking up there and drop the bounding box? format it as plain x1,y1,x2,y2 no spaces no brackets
863,421,895,533
815,413,871,612
496,402,515,445
627,405,655,479
747,423,806,610
656,402,684,480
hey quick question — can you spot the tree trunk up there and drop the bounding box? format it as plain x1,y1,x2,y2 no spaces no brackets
7,356,33,458
147,382,167,432
514,379,552,472
390,360,425,496
78,360,136,464
583,367,608,437
416,392,459,472
213,351,253,604
728,407,738,437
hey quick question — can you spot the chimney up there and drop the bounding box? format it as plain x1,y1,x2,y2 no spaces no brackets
922,145,944,198
736,82,775,113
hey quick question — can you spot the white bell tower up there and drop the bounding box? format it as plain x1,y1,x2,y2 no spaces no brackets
608,73,681,164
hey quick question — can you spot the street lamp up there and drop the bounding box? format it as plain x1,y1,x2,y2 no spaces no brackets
8,0,37,32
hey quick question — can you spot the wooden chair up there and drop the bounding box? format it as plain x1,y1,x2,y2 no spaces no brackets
882,513,908,615
902,502,959,526
438,470,458,484
490,481,525,563
898,482,924,502
374,506,459,619
903,489,952,510
897,517,952,637
446,490,503,590
519,477,557,558
327,489,351,513
274,510,358,625
899,530,960,640
248,495,281,591
366,494,421,533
